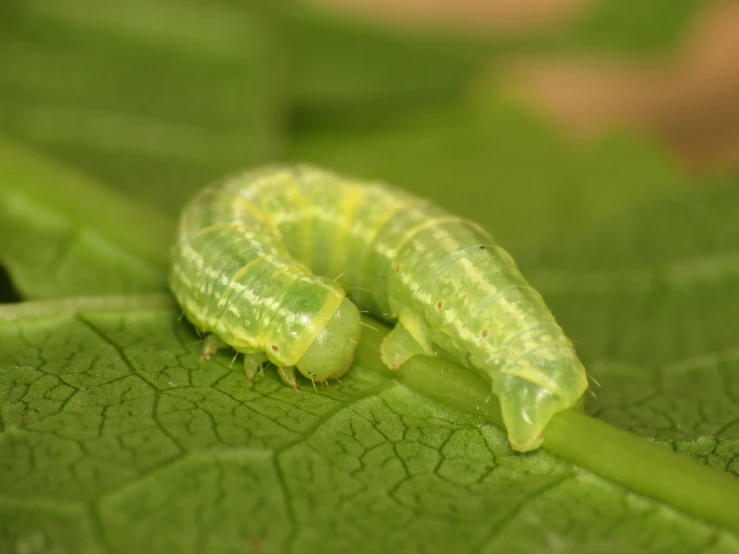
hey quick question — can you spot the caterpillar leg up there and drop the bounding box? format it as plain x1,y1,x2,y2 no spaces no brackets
201,333,227,361
243,353,268,385
278,366,300,391
381,310,435,370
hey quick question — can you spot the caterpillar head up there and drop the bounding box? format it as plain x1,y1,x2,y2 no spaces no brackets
296,298,361,381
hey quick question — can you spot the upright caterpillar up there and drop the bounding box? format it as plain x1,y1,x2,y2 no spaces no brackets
169,165,588,451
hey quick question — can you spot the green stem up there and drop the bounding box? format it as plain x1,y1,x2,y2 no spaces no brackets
358,320,739,535
544,410,739,535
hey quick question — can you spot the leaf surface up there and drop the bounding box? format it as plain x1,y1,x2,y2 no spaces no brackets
1,293,738,554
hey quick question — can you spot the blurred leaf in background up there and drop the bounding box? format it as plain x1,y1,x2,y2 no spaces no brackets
0,139,173,299
281,4,491,120
0,0,711,219
513,0,705,53
0,0,284,214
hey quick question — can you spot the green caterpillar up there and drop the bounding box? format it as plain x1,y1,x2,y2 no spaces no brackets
169,165,588,451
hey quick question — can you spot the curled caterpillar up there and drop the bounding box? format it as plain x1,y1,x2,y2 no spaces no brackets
169,165,588,451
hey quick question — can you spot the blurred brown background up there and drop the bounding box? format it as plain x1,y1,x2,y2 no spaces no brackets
310,0,739,170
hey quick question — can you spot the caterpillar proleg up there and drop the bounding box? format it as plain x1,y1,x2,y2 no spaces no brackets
169,165,588,451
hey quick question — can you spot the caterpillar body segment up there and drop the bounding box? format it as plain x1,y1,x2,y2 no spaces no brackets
169,172,361,384
169,165,588,451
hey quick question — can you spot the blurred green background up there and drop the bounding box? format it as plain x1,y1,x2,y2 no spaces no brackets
0,0,733,300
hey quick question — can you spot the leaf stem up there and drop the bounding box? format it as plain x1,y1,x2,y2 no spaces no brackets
358,320,739,535
544,409,739,535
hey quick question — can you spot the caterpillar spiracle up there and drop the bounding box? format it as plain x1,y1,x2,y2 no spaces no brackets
169,165,588,452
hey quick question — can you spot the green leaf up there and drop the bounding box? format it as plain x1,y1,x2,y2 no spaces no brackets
0,139,173,298
1,294,739,554
0,0,284,214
